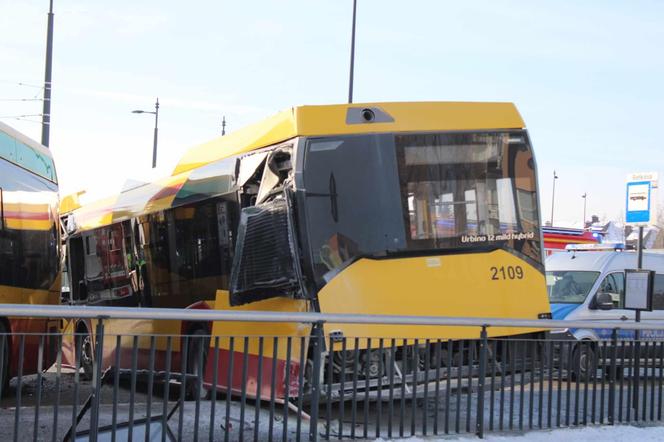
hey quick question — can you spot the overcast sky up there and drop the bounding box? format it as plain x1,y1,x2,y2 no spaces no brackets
1,0,663,227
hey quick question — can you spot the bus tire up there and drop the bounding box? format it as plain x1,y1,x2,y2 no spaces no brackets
75,324,94,380
0,322,9,396
185,328,210,400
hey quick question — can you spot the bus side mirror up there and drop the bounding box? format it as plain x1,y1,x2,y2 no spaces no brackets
593,292,614,310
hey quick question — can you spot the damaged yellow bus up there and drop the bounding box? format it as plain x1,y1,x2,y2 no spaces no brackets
62,102,549,399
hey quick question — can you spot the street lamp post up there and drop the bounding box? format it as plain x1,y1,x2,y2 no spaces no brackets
550,170,558,226
348,0,358,103
132,98,159,168
582,193,587,227
41,0,55,148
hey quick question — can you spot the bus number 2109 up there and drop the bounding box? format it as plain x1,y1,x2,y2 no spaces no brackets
490,266,524,280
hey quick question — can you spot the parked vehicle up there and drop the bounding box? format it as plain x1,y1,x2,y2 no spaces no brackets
547,247,664,376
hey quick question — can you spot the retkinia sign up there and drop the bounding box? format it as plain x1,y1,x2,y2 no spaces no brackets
626,172,658,226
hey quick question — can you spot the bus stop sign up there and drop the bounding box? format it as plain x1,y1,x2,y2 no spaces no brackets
626,172,658,226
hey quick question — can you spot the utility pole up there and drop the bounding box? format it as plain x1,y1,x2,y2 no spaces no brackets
550,170,558,226
221,116,226,136
41,0,55,147
348,0,357,104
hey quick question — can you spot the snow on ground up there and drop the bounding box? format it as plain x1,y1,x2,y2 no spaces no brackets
378,425,664,441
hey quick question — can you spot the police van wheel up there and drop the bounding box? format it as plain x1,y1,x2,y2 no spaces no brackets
572,341,596,382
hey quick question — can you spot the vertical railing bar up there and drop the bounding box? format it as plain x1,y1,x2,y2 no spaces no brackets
556,341,563,428
350,338,359,439
651,342,657,421
338,338,346,440
400,338,407,438
209,336,219,442
658,341,664,421
129,335,139,442
161,336,173,442
476,326,488,439
455,340,463,434
90,319,105,442
574,341,581,426
146,335,156,442
627,341,633,422
433,340,442,435
528,341,535,430
0,328,5,400
112,335,121,442
325,336,333,441
597,341,604,424
13,334,25,442
162,337,173,442
619,340,626,423
193,332,205,442
518,340,525,431
509,340,515,431
634,335,642,422
388,339,396,439
224,336,235,442
566,342,573,426
644,341,651,421
538,339,544,429
489,340,496,432
422,339,430,437
295,336,305,442
71,331,81,440
239,337,250,442
363,338,371,440
178,335,189,442
499,341,506,432
33,335,45,442
254,337,265,442
282,336,292,442
376,338,384,439
411,339,419,437
465,340,473,434
608,329,618,425
583,342,590,426
547,340,553,429
445,339,452,435
51,334,63,442
268,337,278,442
309,325,324,442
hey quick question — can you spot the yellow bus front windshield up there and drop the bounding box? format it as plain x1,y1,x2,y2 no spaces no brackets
301,131,542,284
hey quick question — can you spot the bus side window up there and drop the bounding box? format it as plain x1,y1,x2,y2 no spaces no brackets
652,274,664,310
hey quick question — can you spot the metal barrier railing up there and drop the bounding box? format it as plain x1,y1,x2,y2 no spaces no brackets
1,304,664,441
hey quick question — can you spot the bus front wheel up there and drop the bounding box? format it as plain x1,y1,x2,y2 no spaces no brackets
185,328,210,400
75,325,94,380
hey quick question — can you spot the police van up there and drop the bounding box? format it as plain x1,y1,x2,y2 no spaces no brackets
546,245,664,377
547,245,664,339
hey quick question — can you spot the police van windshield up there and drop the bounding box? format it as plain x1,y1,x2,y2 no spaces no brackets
546,271,600,304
